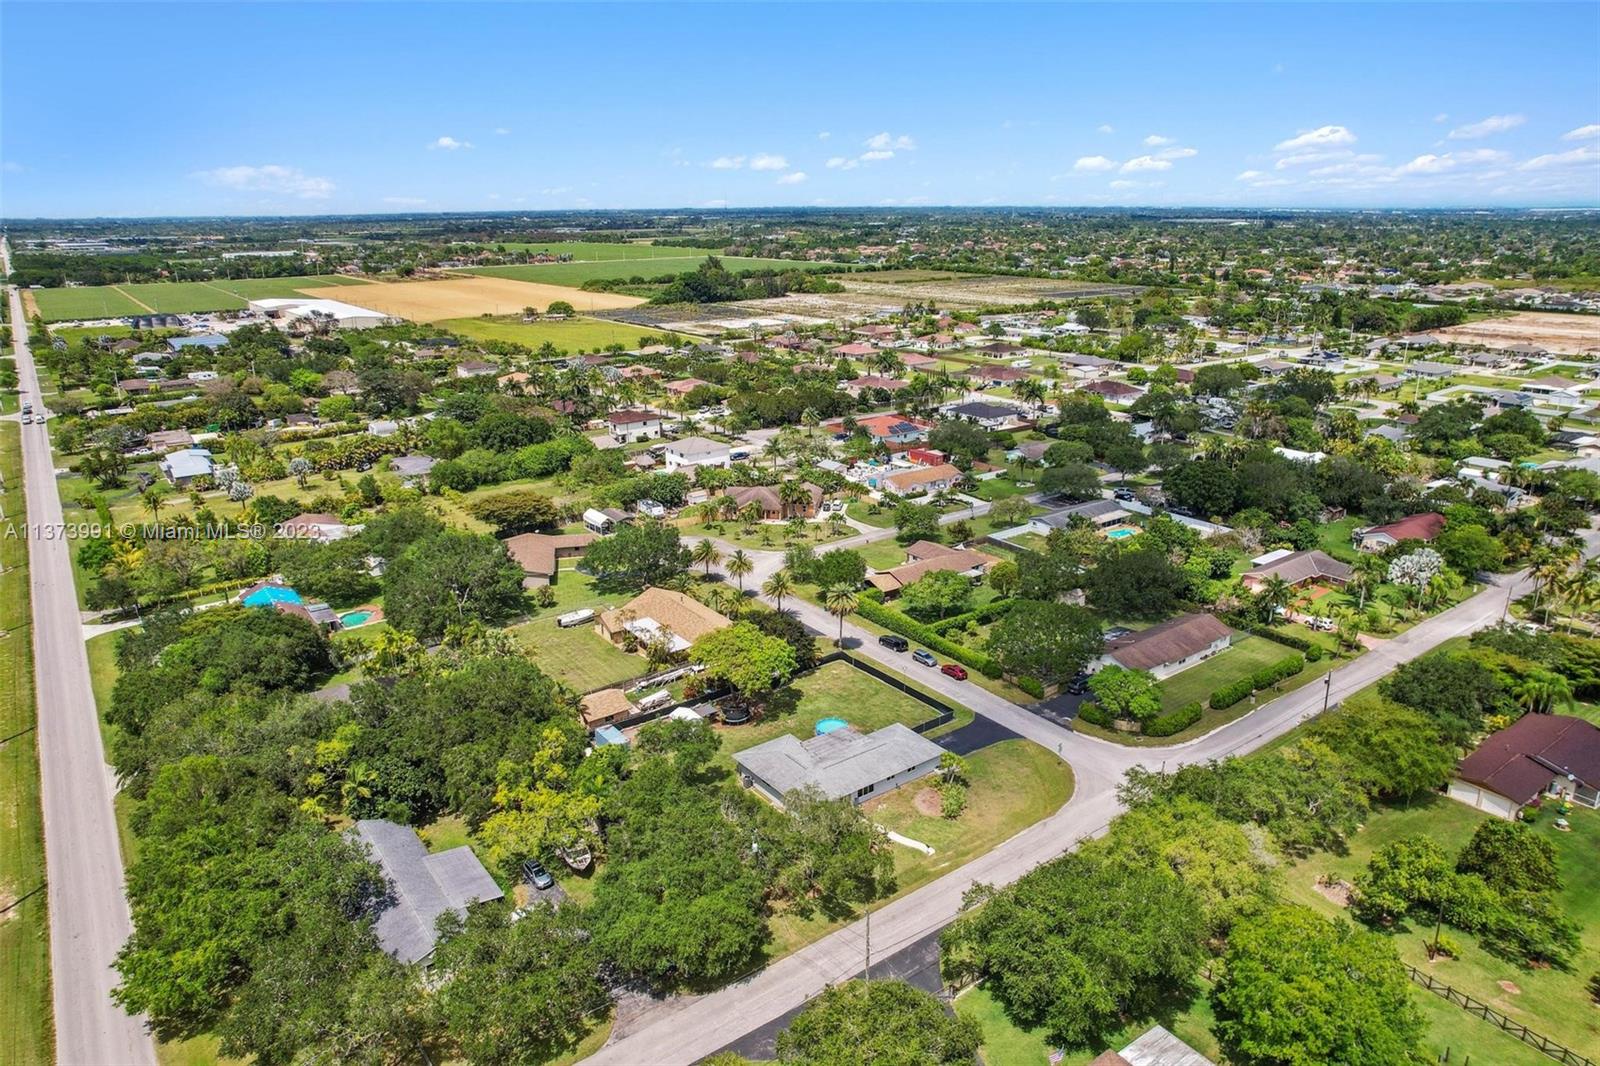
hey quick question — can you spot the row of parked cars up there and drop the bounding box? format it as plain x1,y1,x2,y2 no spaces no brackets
877,634,968,680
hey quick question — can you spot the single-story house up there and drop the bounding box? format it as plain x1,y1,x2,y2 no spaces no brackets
1091,1024,1217,1066
1078,379,1145,404
843,375,909,397
389,454,437,486
663,377,711,397
1240,549,1352,590
943,400,1027,429
1035,498,1130,528
579,688,636,731
1401,361,1455,379
503,532,597,586
830,341,878,359
366,419,400,437
167,333,228,352
597,587,731,654
143,428,194,452
967,366,1031,387
1096,613,1232,679
726,481,823,520
900,352,942,370
454,360,500,379
734,722,945,805
277,512,361,542
1353,512,1446,552
881,462,963,497
158,447,214,486
663,436,732,472
832,413,930,443
1449,713,1600,819
350,819,503,964
606,409,665,442
867,542,998,596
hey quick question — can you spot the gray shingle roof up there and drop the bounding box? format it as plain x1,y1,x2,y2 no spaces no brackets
734,723,943,802
351,819,503,964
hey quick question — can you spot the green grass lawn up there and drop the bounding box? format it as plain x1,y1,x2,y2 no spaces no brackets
955,974,1223,1066
716,660,947,758
679,519,854,553
1315,516,1362,562
460,255,828,288
511,606,647,693
857,539,910,570
495,241,722,260
116,282,248,314
971,476,1029,501
31,285,147,321
0,421,52,1066
845,500,895,528
1280,794,1600,1058
1155,636,1286,712
30,275,369,322
439,315,670,351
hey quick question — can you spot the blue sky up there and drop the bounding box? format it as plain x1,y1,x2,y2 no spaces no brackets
2,2,1597,216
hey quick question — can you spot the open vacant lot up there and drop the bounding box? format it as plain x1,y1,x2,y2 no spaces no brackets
29,275,376,321
496,241,722,260
460,255,823,289
297,275,644,322
30,285,148,321
440,315,668,350
1436,311,1600,355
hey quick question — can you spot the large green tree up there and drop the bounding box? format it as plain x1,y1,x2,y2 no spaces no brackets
382,530,527,639
582,519,690,588
691,621,799,697
985,600,1102,685
774,980,981,1066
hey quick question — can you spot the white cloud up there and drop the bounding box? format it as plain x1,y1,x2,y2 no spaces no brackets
492,127,511,136
1395,149,1510,176
1433,113,1450,123
749,153,789,171
1562,124,1600,141
1237,170,1292,188
817,131,831,140
1236,170,1266,181
865,132,916,151
195,164,334,199
709,155,745,169
381,196,427,206
1276,149,1353,169
1274,125,1357,151
1518,145,1600,170
776,171,808,185
429,136,472,150
826,156,857,170
1448,114,1525,139
1073,155,1117,172
1143,134,1174,146
1121,155,1172,173
1155,146,1198,160
1108,180,1138,189
1097,124,1114,134
859,150,896,162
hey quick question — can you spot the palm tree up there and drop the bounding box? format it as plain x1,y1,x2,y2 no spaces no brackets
703,585,734,618
762,570,794,612
1514,670,1574,715
1257,575,1293,621
822,584,859,647
142,486,168,522
691,538,722,578
726,549,754,591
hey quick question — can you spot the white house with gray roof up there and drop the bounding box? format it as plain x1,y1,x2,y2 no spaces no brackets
734,723,944,806
350,819,503,964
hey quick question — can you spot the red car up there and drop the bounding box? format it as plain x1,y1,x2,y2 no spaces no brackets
940,663,968,681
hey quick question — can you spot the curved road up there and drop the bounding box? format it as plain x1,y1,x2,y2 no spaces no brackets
4,238,157,1066
588,533,1545,1065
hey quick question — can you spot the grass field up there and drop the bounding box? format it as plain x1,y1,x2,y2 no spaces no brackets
460,255,828,289
1280,794,1600,1059
715,660,945,757
440,315,668,351
957,982,1223,1066
510,603,646,693
0,421,52,1066
1155,635,1285,712
30,275,373,322
495,241,721,260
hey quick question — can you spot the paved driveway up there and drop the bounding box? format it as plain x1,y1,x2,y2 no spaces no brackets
934,715,1020,756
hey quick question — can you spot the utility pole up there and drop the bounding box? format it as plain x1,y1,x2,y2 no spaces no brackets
1322,673,1332,714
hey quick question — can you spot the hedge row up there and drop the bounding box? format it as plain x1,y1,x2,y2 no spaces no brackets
1226,616,1314,652
1076,702,1116,728
1144,701,1203,737
927,598,1015,636
854,595,1005,679
1210,653,1307,710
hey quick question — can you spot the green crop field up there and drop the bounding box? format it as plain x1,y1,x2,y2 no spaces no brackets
30,285,147,321
440,315,669,351
30,275,373,322
460,255,832,288
494,241,722,261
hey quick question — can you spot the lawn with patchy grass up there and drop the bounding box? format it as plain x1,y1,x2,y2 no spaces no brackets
679,519,855,553
511,608,647,693
496,241,722,260
1279,794,1600,1058
1155,636,1287,712
716,660,949,757
0,421,52,1066
461,255,830,288
439,315,671,351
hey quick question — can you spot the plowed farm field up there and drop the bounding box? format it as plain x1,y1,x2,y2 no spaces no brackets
296,276,644,322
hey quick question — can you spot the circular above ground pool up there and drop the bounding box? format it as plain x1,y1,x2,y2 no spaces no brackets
815,717,848,735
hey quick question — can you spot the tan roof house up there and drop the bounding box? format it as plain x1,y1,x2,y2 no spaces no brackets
503,532,597,587
598,588,731,654
1097,613,1233,679
881,462,963,497
867,542,999,596
579,688,635,730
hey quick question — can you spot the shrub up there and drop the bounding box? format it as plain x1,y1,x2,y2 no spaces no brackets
1225,616,1314,651
940,782,968,819
1016,676,1045,699
855,596,1004,678
1210,678,1255,710
1306,644,1324,662
1145,701,1203,737
1076,702,1116,728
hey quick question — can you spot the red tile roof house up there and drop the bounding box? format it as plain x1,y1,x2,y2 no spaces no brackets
663,377,711,396
1078,379,1145,403
1353,512,1446,553
606,409,665,442
967,366,1032,387
900,352,941,371
1449,713,1600,819
830,341,879,359
881,462,963,497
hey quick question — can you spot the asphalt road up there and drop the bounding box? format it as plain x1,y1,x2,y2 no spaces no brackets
587,539,1548,1065
4,239,157,1065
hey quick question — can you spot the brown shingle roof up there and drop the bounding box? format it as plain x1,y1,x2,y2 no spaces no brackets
1242,549,1352,586
579,688,634,728
502,532,597,577
599,588,731,646
867,546,998,593
1358,512,1446,543
1456,713,1600,804
1105,613,1232,672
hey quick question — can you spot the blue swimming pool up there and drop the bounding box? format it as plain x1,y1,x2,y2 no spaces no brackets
1106,528,1137,539
242,585,302,608
815,717,848,735
341,610,374,628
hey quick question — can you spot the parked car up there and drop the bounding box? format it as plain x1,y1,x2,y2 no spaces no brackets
1112,488,1136,501
940,663,968,680
730,450,750,462
521,860,554,890
878,634,909,652
912,649,938,667
1066,673,1090,695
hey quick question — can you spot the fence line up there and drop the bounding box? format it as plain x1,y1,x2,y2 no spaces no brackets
1405,965,1594,1066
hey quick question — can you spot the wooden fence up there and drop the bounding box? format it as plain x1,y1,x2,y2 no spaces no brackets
1406,965,1594,1066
